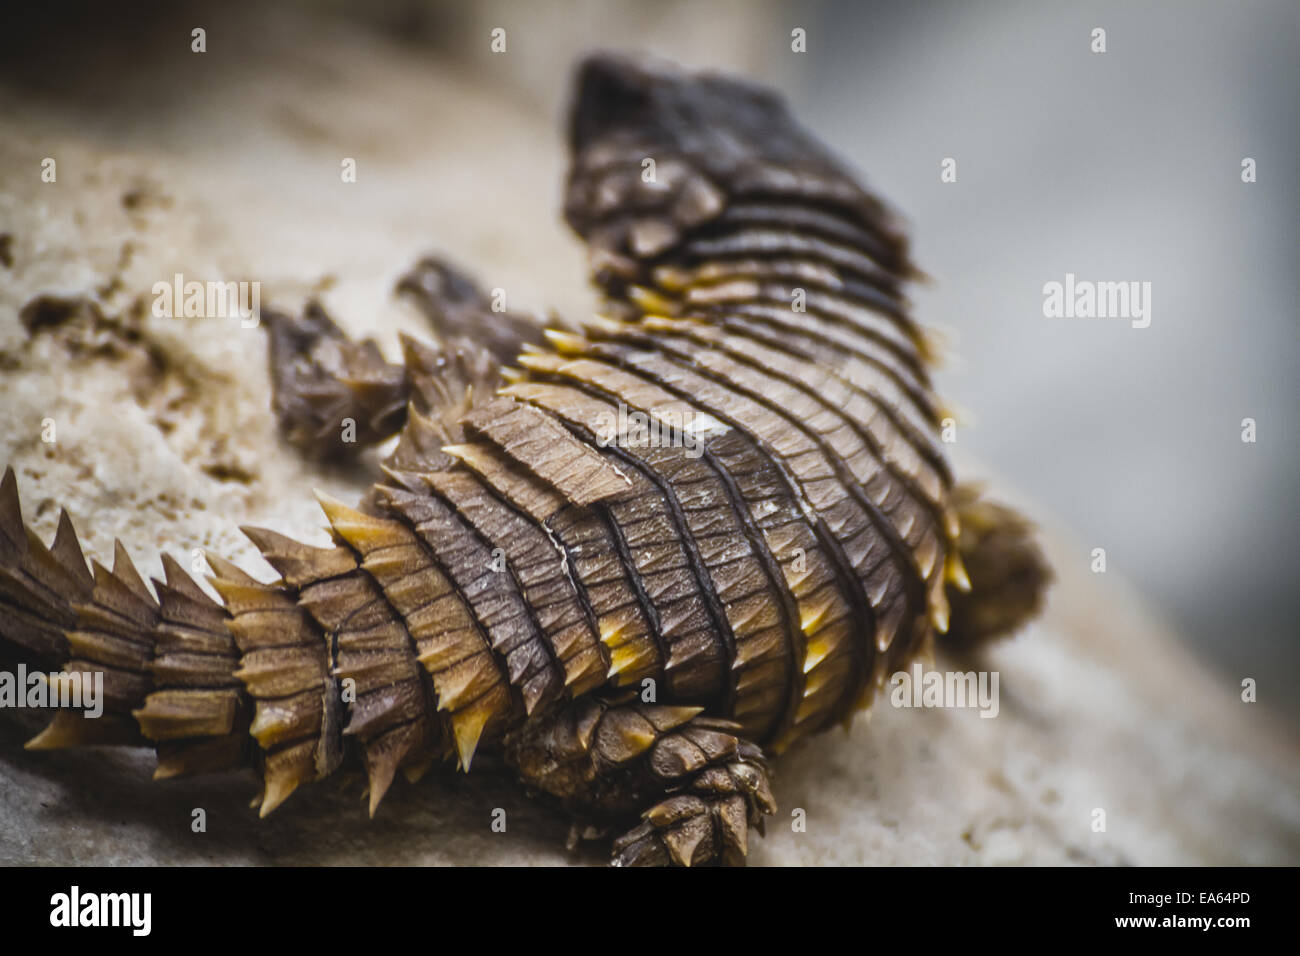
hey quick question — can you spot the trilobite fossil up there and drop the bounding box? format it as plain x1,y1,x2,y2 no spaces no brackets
0,53,1050,866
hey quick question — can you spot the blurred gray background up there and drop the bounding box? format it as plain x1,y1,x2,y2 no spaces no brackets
804,0,1300,722
3,0,1296,722
792,0,1300,720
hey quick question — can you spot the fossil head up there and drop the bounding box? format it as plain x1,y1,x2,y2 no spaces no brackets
569,52,791,159
564,52,908,275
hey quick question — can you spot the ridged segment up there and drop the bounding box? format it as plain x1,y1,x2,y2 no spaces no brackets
260,531,442,816
552,337,924,706
207,554,339,817
135,554,248,778
497,381,734,703
506,356,873,741
422,467,609,697
315,496,512,773
445,442,662,690
461,396,634,506
378,482,563,716
628,318,952,630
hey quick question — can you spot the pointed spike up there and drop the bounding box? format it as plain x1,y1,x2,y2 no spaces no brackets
874,622,893,654
563,657,603,690
51,509,93,589
650,264,691,291
365,757,399,819
451,704,492,771
0,466,24,554
258,775,300,818
604,646,643,679
802,635,834,674
626,285,678,317
915,324,948,367
943,505,962,541
315,491,405,554
440,443,475,460
515,352,562,374
946,551,972,592
663,819,708,868
240,524,356,585
931,593,951,634
24,714,78,751
238,525,287,552
598,621,626,648
431,659,487,714
799,603,829,634
25,711,137,749
397,332,442,370
111,540,154,603
314,490,360,529
203,552,259,586
376,467,426,496
541,329,588,354
936,398,974,428
159,551,200,596
581,313,626,335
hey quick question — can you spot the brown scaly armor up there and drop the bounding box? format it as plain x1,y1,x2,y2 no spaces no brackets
0,54,1050,866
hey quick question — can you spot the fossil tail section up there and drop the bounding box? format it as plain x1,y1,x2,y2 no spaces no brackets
0,467,473,816
0,468,251,771
0,320,534,815
941,483,1052,649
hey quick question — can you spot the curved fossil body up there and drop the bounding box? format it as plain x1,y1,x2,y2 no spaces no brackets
0,55,1049,865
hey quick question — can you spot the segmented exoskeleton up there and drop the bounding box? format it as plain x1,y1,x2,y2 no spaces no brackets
0,55,1049,866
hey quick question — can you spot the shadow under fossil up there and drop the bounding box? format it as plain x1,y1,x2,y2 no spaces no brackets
0,716,577,866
